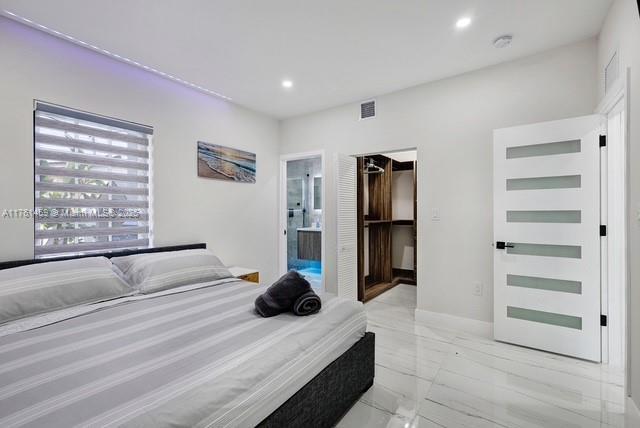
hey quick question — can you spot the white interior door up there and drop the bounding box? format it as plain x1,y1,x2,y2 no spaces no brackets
493,115,603,361
335,153,357,300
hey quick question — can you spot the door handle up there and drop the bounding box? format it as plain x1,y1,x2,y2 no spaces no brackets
496,241,515,250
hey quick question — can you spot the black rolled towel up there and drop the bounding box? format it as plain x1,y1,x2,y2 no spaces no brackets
292,290,321,316
255,270,312,317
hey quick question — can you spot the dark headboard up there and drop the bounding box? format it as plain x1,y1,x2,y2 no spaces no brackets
0,243,207,271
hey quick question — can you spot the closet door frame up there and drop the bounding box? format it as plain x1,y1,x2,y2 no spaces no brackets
355,149,419,301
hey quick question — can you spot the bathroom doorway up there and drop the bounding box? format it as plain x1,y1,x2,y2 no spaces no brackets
279,151,325,291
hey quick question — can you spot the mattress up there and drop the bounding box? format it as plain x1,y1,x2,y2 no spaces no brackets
0,278,366,428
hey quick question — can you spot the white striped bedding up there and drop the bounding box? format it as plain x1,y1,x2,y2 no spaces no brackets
0,279,366,428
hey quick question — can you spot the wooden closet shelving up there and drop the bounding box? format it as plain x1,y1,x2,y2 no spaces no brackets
364,220,393,226
391,219,414,226
357,154,417,302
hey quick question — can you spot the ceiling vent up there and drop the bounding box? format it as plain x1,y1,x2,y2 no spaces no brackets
360,100,376,120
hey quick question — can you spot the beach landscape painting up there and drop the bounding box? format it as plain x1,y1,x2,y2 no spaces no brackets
197,141,256,183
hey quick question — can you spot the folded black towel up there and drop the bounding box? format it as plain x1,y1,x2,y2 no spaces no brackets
292,290,321,316
255,270,313,317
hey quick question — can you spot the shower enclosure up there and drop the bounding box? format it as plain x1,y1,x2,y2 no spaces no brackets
285,156,322,289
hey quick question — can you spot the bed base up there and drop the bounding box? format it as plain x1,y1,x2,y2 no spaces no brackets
258,331,375,428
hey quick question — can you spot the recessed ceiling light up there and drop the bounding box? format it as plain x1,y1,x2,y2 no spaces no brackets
282,80,293,89
455,16,472,29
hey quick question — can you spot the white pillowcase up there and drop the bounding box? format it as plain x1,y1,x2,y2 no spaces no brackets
0,257,132,326
111,249,232,294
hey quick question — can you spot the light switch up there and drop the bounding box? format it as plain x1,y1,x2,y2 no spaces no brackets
431,208,440,221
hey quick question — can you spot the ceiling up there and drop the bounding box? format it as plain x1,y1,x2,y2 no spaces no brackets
0,0,611,119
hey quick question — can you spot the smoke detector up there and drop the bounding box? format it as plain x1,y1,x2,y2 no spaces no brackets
493,35,513,49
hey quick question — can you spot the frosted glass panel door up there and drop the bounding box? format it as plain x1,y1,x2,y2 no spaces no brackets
493,115,603,362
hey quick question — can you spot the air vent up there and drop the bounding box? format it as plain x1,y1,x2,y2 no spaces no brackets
360,100,376,120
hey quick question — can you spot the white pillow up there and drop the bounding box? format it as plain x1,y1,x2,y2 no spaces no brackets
111,249,232,294
0,257,132,326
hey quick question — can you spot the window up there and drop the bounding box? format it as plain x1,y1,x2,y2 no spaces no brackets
34,102,153,258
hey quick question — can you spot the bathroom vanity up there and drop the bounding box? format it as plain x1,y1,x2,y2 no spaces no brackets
297,227,322,261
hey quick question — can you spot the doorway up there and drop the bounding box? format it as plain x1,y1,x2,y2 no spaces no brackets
279,152,325,291
355,149,417,302
597,73,629,371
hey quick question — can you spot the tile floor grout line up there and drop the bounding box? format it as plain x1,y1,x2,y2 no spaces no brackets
450,351,625,406
344,284,631,427
437,366,622,426
451,339,626,389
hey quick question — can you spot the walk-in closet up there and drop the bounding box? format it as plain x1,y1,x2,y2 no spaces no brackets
356,150,417,302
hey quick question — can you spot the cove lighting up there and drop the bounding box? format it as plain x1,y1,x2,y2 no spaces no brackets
2,10,232,101
455,16,472,29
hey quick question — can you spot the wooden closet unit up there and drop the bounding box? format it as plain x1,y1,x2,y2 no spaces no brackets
357,154,416,302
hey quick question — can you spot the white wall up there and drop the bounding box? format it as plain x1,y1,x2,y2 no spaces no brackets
392,170,415,270
391,226,414,271
392,170,414,220
0,17,281,284
280,39,599,322
598,0,640,409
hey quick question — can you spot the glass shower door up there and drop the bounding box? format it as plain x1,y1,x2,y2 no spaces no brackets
285,157,323,290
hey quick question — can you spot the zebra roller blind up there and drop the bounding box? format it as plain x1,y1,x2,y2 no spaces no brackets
34,102,153,258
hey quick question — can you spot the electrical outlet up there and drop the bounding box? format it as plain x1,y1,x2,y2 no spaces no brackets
473,282,483,296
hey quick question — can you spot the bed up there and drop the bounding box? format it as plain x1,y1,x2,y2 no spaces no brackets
0,244,374,428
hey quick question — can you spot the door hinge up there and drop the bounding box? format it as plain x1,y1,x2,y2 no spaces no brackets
601,315,608,327
599,135,607,147
600,225,607,237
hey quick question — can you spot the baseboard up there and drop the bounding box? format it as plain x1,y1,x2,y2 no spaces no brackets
627,396,640,424
414,308,493,338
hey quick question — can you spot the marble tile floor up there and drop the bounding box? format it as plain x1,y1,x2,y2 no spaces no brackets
337,284,638,428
